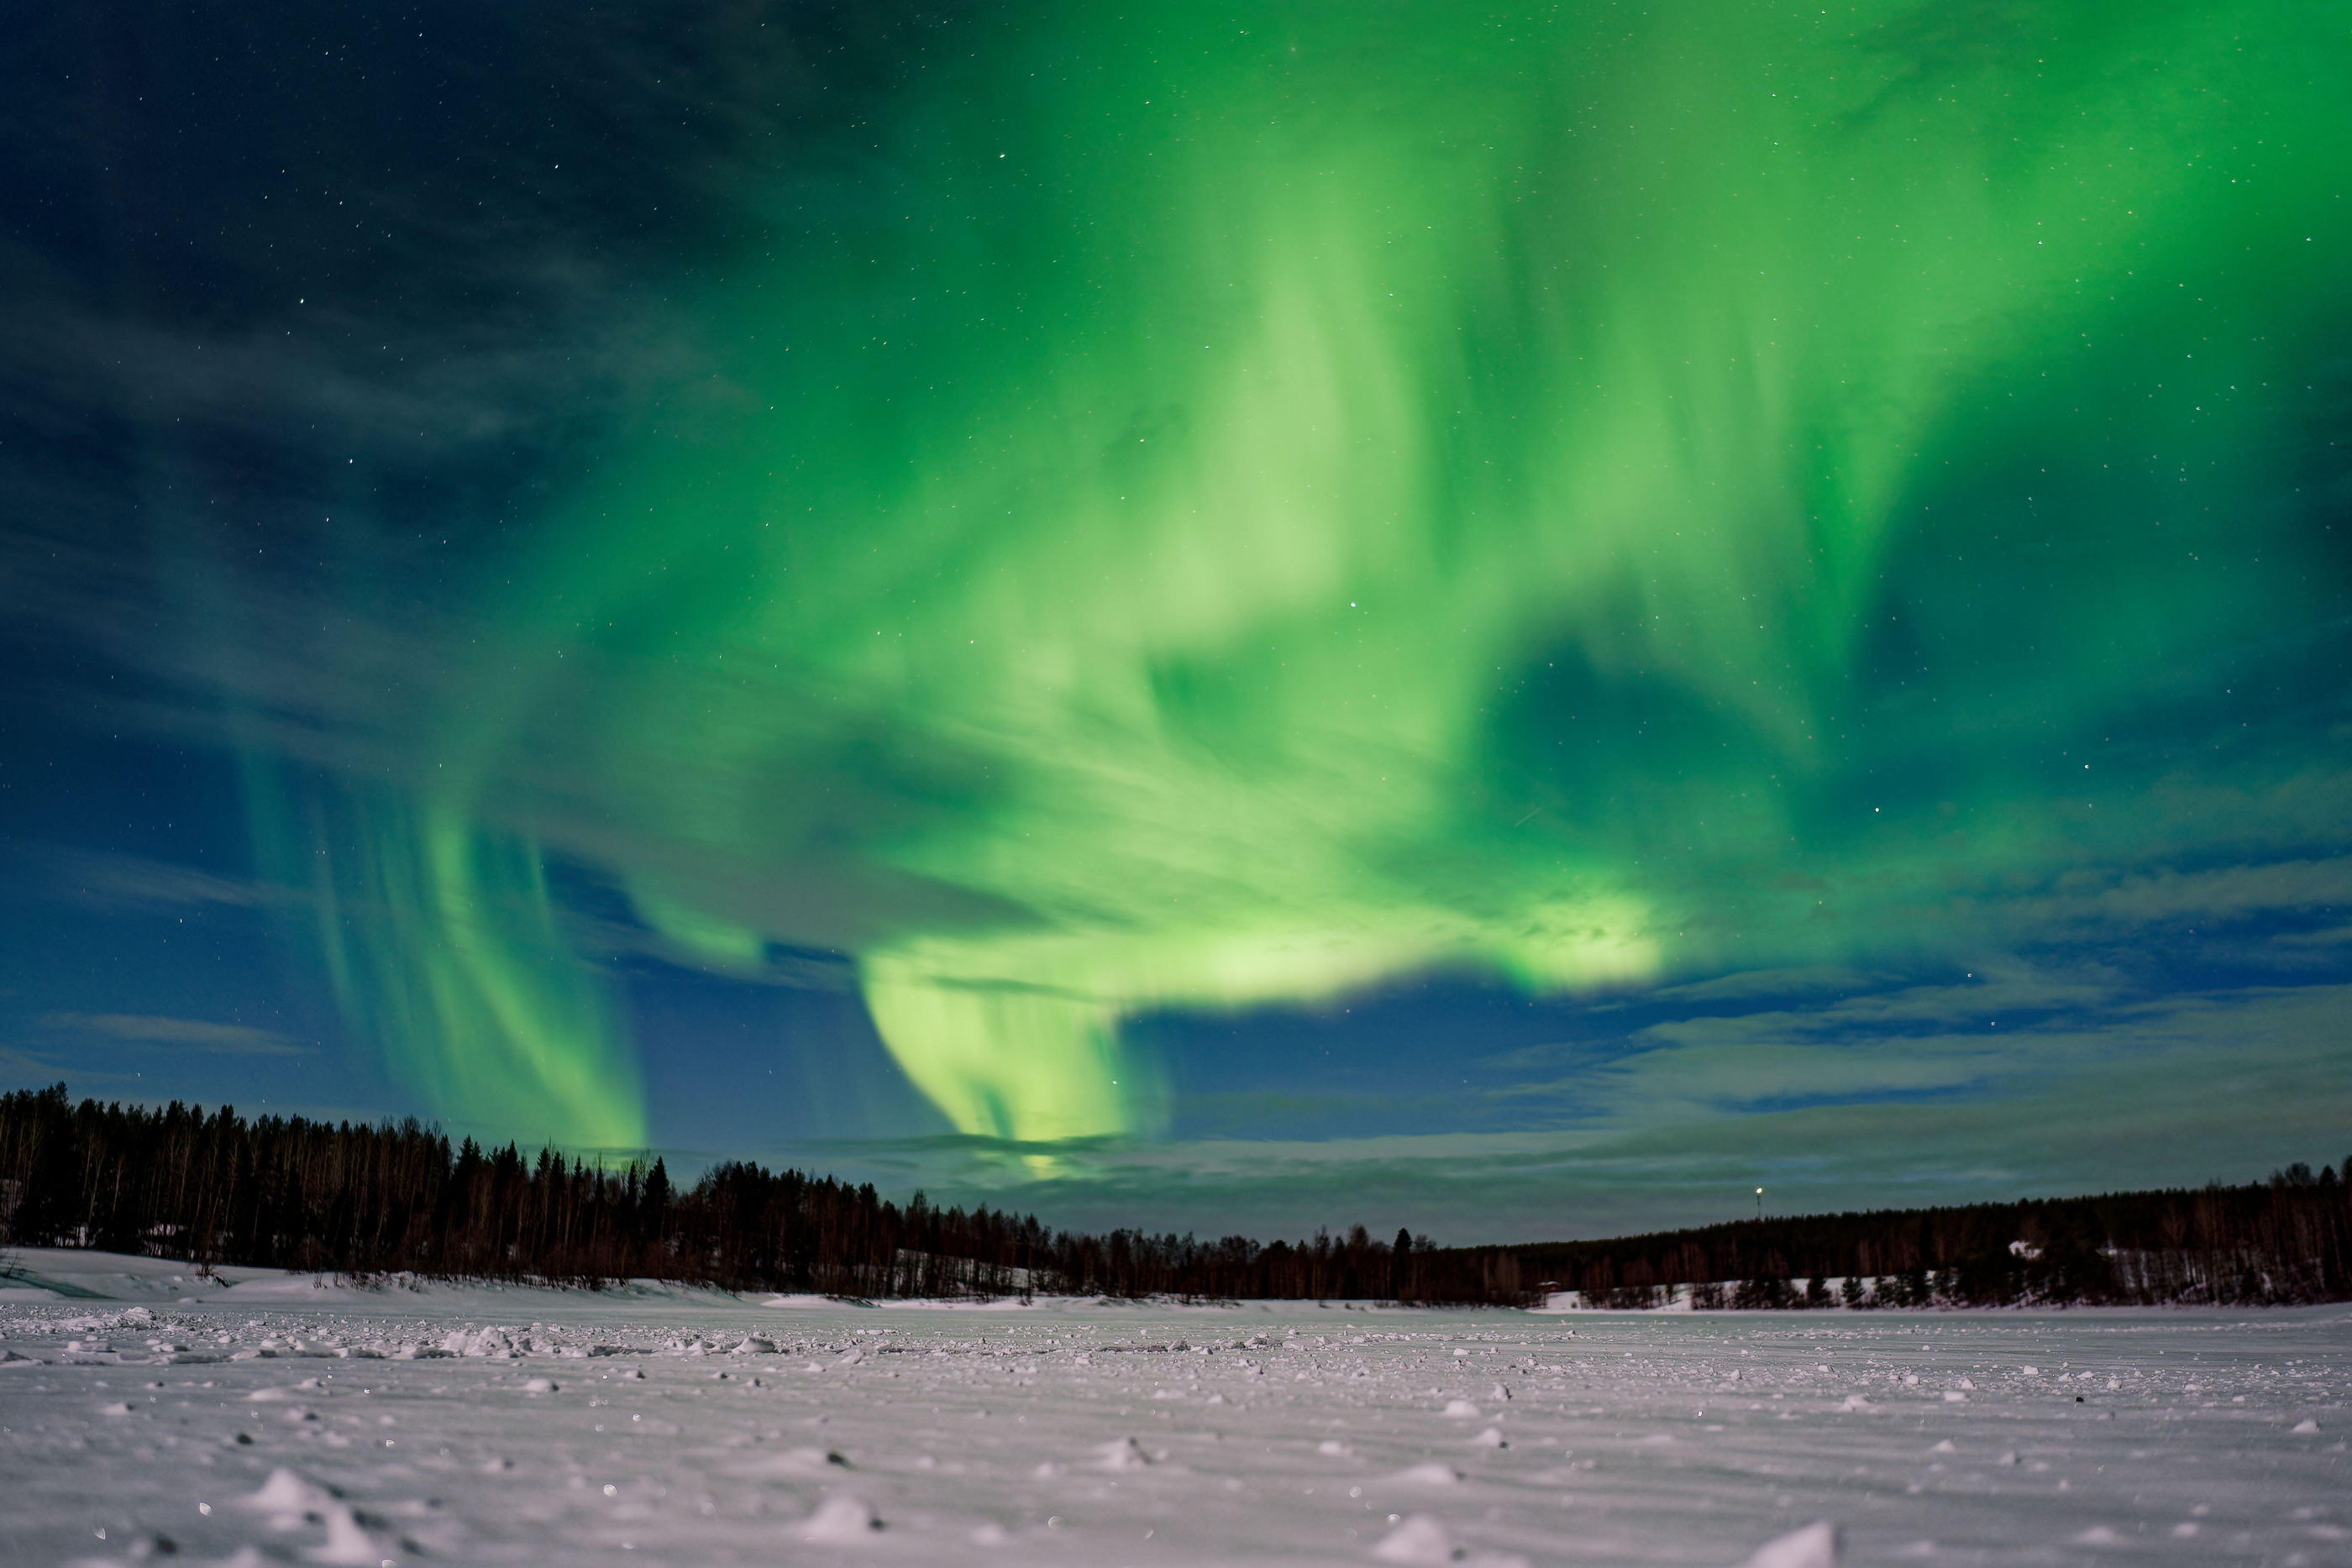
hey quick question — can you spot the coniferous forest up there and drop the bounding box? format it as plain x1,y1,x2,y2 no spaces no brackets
0,1085,1450,1301
3,1084,2347,1308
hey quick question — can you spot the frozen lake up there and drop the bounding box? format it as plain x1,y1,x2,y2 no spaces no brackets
2,1251,2346,1566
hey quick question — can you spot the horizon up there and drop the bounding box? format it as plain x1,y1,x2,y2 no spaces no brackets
8,1078,2344,1256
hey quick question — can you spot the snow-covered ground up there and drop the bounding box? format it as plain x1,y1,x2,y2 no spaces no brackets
2,1251,2346,1567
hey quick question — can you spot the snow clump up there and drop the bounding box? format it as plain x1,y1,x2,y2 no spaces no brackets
802,1495,881,1542
1735,1520,1840,1568
1373,1513,1457,1565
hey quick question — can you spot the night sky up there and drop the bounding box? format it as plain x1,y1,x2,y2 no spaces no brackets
5,1,2349,1241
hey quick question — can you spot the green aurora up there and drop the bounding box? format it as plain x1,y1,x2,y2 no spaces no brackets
247,0,2351,1159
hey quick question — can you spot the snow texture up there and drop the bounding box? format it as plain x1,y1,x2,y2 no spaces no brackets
0,1249,2346,1566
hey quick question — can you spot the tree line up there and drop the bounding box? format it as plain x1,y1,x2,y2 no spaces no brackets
0,1085,1505,1301
4,1084,2345,1307
1515,1158,2352,1308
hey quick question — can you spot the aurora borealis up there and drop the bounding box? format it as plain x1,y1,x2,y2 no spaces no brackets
4,0,2350,1235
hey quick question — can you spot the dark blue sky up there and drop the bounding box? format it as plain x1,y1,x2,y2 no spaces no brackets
5,0,2350,1242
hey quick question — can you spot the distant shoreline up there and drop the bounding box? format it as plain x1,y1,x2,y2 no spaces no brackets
8,1083,2348,1309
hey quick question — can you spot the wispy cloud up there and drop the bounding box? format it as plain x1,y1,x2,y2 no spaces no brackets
41,1014,307,1056
5,846,300,914
1638,965,1883,1006
2061,855,2352,930
0,1046,66,1080
1632,967,2120,1047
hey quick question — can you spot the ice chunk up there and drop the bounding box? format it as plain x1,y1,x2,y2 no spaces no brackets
1442,1398,1481,1418
1735,1520,1838,1568
2292,1418,2321,1434
1473,1427,1508,1448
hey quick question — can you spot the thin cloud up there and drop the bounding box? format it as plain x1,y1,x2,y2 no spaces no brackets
42,1013,308,1056
1641,964,1882,1005
1634,968,2119,1046
6,845,302,914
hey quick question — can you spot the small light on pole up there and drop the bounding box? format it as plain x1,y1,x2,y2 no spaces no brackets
1756,1187,1764,1221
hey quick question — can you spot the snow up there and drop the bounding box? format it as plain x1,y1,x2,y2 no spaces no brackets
1,1249,2347,1566
800,1494,881,1544
1737,1521,1836,1568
